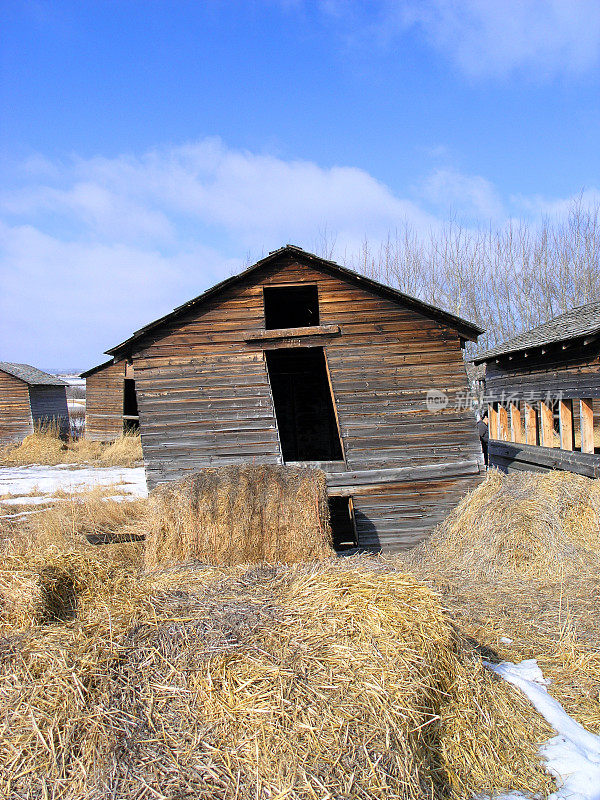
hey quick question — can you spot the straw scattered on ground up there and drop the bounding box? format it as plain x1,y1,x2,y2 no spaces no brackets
2,467,600,798
0,468,557,800
0,426,143,467
402,469,600,737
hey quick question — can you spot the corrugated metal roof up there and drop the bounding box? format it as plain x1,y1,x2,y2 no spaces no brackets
473,300,600,363
0,362,67,386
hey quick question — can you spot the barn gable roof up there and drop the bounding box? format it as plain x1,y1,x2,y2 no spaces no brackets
0,362,67,386
80,359,118,379
473,300,600,364
105,245,483,360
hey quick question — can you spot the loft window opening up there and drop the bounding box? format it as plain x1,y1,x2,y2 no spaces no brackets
263,284,319,330
266,347,343,462
123,378,139,432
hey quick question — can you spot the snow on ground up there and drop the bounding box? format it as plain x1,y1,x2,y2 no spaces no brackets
0,464,148,506
58,375,86,387
487,659,600,800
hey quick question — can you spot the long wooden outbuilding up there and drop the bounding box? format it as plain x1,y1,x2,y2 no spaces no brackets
474,300,600,476
0,363,69,446
88,245,485,551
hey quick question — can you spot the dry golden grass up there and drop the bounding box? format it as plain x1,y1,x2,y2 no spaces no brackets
145,464,334,568
0,426,143,467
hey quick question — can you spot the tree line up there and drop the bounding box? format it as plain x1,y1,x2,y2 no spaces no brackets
321,197,600,357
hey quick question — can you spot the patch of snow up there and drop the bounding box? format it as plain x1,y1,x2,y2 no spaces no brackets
0,509,42,520
0,495,62,506
485,794,531,800
59,375,86,387
487,659,600,800
0,465,147,500
500,636,513,645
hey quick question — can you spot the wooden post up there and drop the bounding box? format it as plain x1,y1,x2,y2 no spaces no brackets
510,402,523,443
540,401,554,448
524,403,537,446
580,398,595,454
488,403,498,440
559,399,574,451
498,404,509,441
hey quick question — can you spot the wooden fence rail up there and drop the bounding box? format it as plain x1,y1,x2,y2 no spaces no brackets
487,396,599,477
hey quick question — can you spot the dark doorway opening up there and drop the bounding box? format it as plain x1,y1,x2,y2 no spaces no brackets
123,379,139,432
329,497,358,551
263,284,319,329
266,347,343,462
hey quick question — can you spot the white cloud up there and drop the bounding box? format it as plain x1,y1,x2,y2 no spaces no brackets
0,221,236,367
0,138,440,366
315,0,600,78
420,167,505,220
511,187,600,218
408,0,600,79
10,139,437,245
0,137,595,366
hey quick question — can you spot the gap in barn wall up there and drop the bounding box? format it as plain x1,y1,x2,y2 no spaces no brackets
123,377,139,432
328,496,358,551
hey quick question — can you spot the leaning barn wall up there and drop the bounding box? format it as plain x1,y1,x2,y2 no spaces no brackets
132,257,483,551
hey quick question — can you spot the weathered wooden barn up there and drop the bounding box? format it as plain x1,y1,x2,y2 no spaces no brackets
0,363,69,446
94,245,484,551
81,359,138,441
474,300,600,477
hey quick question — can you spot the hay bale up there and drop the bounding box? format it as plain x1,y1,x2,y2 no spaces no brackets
145,465,334,568
0,560,552,799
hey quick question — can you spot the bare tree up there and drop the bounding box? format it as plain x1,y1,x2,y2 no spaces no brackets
338,197,600,357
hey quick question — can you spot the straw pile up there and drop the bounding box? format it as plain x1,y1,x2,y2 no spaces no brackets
11,471,600,797
402,469,600,739
145,464,334,568
412,468,600,582
0,541,552,799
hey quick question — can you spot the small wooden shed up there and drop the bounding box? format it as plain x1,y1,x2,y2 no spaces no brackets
474,300,600,476
94,246,485,551
80,359,138,441
0,363,69,446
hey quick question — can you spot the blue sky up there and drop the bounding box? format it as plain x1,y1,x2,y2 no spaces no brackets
1,0,600,369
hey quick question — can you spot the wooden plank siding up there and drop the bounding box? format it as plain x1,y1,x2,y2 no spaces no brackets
28,386,69,435
130,256,483,550
85,360,127,441
0,370,33,446
485,347,600,401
